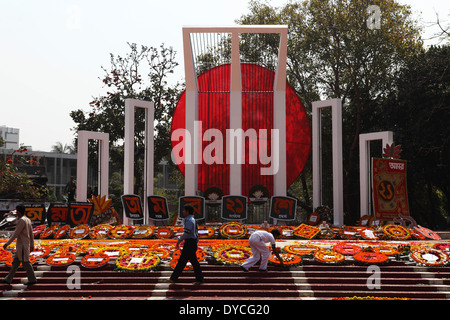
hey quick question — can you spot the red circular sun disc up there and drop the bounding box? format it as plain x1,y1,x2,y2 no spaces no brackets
171,63,311,197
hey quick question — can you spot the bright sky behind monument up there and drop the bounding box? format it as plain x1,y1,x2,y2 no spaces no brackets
0,0,448,152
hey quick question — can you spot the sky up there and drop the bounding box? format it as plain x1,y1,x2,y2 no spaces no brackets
0,0,448,152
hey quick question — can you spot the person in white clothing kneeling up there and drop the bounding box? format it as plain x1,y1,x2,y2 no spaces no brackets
241,229,283,272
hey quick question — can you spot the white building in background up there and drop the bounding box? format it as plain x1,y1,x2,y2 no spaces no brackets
0,126,19,150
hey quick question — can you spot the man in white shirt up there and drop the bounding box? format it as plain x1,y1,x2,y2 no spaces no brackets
241,229,283,272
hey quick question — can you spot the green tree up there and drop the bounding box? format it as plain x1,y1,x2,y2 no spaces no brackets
381,45,450,228
70,43,181,198
237,0,423,222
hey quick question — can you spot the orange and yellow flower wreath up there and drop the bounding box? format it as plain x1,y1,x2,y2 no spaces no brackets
353,251,389,264
46,252,76,266
115,252,161,272
69,224,90,239
382,224,411,240
214,245,252,264
293,224,320,239
268,253,302,267
219,222,247,239
314,250,345,264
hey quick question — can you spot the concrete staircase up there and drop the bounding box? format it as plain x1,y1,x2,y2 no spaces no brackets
1,259,449,300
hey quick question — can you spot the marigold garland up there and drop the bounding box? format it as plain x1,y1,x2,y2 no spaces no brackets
314,250,345,264
293,224,320,239
69,224,90,239
115,252,161,272
410,248,449,267
268,253,302,267
219,222,247,239
353,251,389,264
382,224,411,240
46,252,76,266
214,245,252,264
81,253,110,268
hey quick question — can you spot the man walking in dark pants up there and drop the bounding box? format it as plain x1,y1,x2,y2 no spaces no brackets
170,205,204,284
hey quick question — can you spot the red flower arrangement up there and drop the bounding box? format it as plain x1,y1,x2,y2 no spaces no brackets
132,226,155,239
40,225,59,239
268,253,302,267
314,250,345,264
283,244,319,256
81,253,110,268
46,252,76,266
54,225,70,239
155,227,174,239
333,243,361,255
214,245,252,264
353,251,389,264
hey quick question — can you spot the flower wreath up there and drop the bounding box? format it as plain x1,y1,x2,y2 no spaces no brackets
198,225,216,239
94,246,128,260
148,247,171,260
433,243,450,253
155,227,174,239
115,252,161,272
314,250,345,264
317,228,338,240
6,255,36,267
33,224,46,238
275,226,295,239
374,246,399,256
46,252,76,266
89,224,113,239
268,253,302,267
293,224,320,239
283,244,319,256
333,243,361,255
382,224,411,240
353,251,389,264
109,225,135,239
30,245,51,259
214,246,252,265
40,225,59,239
54,225,70,239
132,226,155,239
410,248,449,267
81,253,110,268
69,224,90,239
219,222,247,239
338,226,360,240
